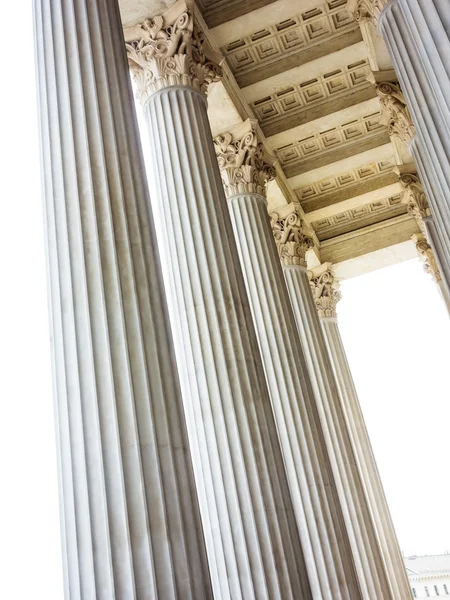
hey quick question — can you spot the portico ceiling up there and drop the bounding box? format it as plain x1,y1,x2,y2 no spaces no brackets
119,0,420,273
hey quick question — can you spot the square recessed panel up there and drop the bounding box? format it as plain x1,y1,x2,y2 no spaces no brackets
357,165,377,179
298,185,317,199
326,76,349,95
277,146,299,162
318,178,338,193
320,129,341,148
342,123,364,140
305,18,331,40
255,39,281,61
299,138,322,156
337,172,358,186
364,113,383,132
281,28,306,50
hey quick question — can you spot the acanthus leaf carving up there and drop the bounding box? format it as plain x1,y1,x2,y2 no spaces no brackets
124,2,222,103
376,81,415,145
270,204,314,267
412,233,442,283
214,121,276,198
347,0,390,25
398,172,429,233
308,265,342,319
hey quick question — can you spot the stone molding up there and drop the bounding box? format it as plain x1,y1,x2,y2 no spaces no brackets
270,204,314,267
308,263,342,319
412,233,441,283
124,0,223,103
376,81,416,144
346,0,391,25
398,172,429,233
214,120,276,198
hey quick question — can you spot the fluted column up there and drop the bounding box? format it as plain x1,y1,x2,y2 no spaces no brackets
34,0,212,597
124,3,310,599
214,121,361,599
348,0,450,293
397,171,450,312
270,208,394,598
310,265,413,600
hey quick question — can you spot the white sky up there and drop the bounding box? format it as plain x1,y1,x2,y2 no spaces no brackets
0,2,448,598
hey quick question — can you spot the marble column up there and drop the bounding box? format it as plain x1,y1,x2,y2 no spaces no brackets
34,0,212,597
397,171,450,312
124,3,310,599
348,0,450,294
309,265,413,600
214,121,361,599
270,207,395,598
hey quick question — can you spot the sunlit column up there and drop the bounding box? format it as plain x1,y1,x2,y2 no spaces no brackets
398,172,450,312
271,207,396,598
214,120,361,599
348,0,450,299
309,264,413,599
124,3,310,599
33,0,212,597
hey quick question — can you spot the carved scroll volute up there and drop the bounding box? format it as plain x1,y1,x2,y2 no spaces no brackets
270,205,314,268
376,81,415,144
347,0,390,25
214,121,276,198
308,265,342,319
124,0,223,103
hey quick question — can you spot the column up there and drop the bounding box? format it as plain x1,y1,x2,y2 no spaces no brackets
397,172,450,311
34,0,211,597
124,3,310,599
270,207,395,598
310,265,413,600
348,0,450,294
214,120,361,599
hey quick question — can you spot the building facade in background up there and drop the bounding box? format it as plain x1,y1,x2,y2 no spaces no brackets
33,0,450,597
406,555,450,598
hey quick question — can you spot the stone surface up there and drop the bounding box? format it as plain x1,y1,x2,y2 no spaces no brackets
319,280,413,599
217,123,362,599
129,5,311,598
34,0,211,596
378,0,450,293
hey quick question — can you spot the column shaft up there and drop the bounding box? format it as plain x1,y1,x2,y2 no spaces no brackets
284,265,391,598
227,193,360,599
378,0,450,290
34,0,211,598
143,87,308,600
321,317,412,600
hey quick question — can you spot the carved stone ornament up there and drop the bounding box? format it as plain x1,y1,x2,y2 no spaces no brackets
399,172,430,233
214,120,276,198
124,0,223,103
346,0,390,24
308,265,342,319
270,204,314,267
412,233,441,283
376,81,416,145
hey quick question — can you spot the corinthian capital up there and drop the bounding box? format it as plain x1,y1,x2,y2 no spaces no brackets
376,81,415,144
398,172,429,233
412,233,442,283
124,0,222,103
308,264,342,319
214,120,276,198
346,0,391,24
270,204,314,267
